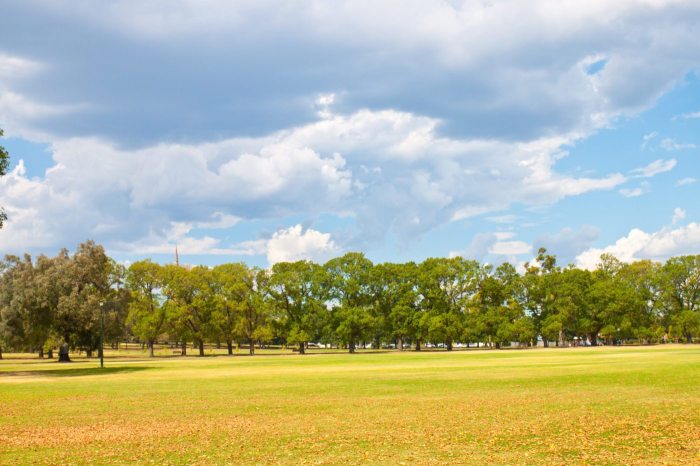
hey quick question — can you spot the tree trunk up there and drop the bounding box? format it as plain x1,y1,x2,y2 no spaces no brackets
495,342,501,349
227,340,233,355
198,339,205,357
349,341,355,353
397,337,403,352
0,346,3,360
87,349,93,358
446,340,453,351
299,342,305,355
38,347,44,358
181,340,187,356
48,349,53,359
148,340,155,358
249,338,255,355
543,338,549,348
590,333,598,346
58,342,71,362
687,334,693,344
415,340,421,351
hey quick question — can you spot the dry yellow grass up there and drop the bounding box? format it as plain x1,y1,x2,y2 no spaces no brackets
1,345,698,464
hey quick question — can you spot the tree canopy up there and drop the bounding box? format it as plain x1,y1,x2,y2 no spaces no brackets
1,242,699,359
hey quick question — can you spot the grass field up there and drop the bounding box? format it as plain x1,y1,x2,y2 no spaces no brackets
1,346,698,464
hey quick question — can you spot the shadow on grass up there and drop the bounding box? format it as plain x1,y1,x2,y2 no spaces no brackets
0,366,152,378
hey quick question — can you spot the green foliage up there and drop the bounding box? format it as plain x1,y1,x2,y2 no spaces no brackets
2,240,700,358
0,128,9,228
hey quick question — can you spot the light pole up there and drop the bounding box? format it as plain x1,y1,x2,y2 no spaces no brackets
99,301,105,368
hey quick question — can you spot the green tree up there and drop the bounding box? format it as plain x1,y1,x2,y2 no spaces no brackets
127,260,166,357
161,265,214,357
324,253,375,353
373,262,419,351
53,241,114,360
0,128,10,229
419,257,480,350
210,263,249,355
523,248,560,346
660,255,700,342
269,260,326,354
235,267,273,355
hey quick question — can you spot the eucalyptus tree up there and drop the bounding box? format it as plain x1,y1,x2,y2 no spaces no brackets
52,241,115,360
324,253,375,353
127,260,166,357
268,260,326,354
0,254,53,357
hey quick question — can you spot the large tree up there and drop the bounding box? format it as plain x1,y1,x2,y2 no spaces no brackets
210,263,249,355
419,257,480,350
127,260,166,357
161,265,214,357
269,260,326,354
324,253,375,353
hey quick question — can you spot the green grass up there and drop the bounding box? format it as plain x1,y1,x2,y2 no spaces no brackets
1,346,698,464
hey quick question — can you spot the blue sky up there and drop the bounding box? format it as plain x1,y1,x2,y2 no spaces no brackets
0,1,699,269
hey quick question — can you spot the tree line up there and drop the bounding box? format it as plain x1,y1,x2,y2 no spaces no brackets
0,241,699,360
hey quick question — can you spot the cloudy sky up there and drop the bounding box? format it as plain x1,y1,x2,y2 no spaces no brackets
1,0,699,269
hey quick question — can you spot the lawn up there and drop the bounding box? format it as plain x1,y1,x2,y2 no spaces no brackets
0,346,698,464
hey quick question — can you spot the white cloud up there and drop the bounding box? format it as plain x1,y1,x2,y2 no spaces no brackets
676,177,697,186
487,214,518,224
674,110,700,120
2,1,700,261
630,158,676,178
489,240,532,256
265,225,339,265
576,221,700,270
641,131,657,150
619,181,650,198
660,138,696,151
0,106,627,258
672,207,686,225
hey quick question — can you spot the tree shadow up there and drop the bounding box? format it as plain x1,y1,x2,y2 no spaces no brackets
0,366,152,378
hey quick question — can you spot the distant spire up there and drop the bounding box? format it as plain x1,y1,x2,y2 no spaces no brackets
175,244,180,267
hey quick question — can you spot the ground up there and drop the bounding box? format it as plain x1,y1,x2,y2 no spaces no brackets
0,346,698,464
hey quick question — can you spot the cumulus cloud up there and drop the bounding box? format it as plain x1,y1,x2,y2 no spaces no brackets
576,220,700,270
0,106,627,258
1,1,700,144
264,225,339,265
2,1,700,262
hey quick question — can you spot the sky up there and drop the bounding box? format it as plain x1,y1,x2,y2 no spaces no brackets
0,0,699,270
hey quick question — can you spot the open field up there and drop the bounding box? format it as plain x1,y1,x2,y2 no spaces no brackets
1,346,699,464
